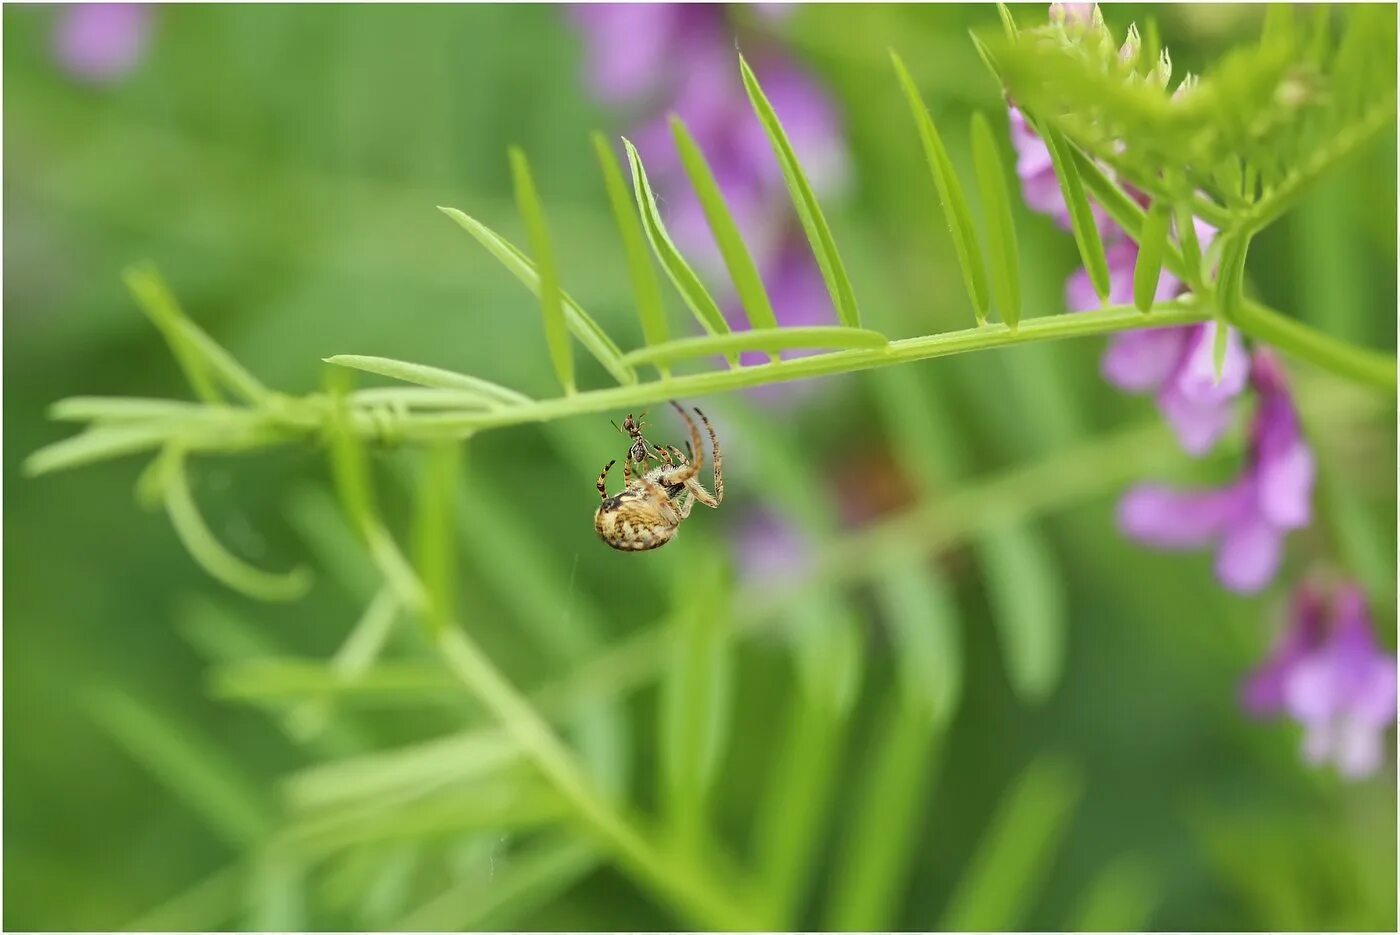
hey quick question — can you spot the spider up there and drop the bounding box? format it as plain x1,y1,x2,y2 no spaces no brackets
594,400,724,552
611,411,657,465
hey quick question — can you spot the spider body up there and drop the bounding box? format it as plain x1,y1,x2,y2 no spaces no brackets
594,401,724,552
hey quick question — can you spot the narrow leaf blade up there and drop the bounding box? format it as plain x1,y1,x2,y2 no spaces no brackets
977,524,1065,704
1042,124,1112,303
892,51,991,324
970,111,1022,329
622,139,734,344
437,207,635,385
1134,201,1171,312
591,131,671,352
509,148,575,394
739,55,861,328
671,116,780,339
324,354,531,405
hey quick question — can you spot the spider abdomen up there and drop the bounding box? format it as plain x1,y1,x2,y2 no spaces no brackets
594,496,678,551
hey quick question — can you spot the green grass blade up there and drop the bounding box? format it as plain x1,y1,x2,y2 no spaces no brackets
753,596,861,926
824,695,942,931
942,756,1082,930
739,55,861,328
324,354,531,405
86,687,273,849
49,397,228,423
592,131,670,354
659,548,733,855
25,423,176,476
124,863,243,932
509,148,575,394
997,2,1018,37
878,560,964,724
892,51,990,324
977,524,1065,704
156,449,312,602
437,207,635,386
1134,202,1171,312
620,325,888,367
622,138,733,344
285,587,402,740
970,111,1022,329
124,263,271,404
671,115,779,342
211,657,455,704
394,836,600,931
412,442,460,636
1042,124,1111,303
1070,854,1159,931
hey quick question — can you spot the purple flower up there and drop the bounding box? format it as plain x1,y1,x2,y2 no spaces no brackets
53,4,152,84
732,505,814,586
571,4,850,406
1065,230,1249,456
1117,349,1315,593
1243,583,1397,779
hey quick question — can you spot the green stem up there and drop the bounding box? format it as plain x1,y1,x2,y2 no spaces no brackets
434,628,762,931
1235,299,1396,391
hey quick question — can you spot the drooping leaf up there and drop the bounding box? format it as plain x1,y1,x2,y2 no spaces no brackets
978,523,1066,704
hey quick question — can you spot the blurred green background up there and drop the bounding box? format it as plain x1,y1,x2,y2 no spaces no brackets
4,4,1396,931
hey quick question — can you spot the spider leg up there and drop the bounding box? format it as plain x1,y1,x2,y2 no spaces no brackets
675,489,695,519
637,472,681,525
596,459,616,499
623,457,633,486
685,475,719,509
660,400,703,484
694,406,723,505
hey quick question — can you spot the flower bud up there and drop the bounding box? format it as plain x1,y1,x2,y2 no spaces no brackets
1119,23,1142,67
1149,48,1172,88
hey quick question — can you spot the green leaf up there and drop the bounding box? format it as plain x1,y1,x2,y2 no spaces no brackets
211,657,455,704
671,115,780,341
739,55,861,328
620,325,888,368
753,596,861,926
970,111,1022,329
86,687,273,849
659,548,733,854
124,863,243,932
1134,202,1171,312
824,694,943,931
891,51,990,324
509,147,575,395
159,448,313,602
877,560,964,724
437,207,635,386
324,354,532,405
997,2,1018,38
1215,228,1251,323
591,131,670,354
942,756,1082,930
49,396,228,423
124,263,271,405
622,138,734,346
412,442,460,636
1042,123,1112,303
25,422,177,476
978,524,1065,704
1070,854,1159,931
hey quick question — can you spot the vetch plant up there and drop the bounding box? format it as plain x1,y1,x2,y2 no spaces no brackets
24,4,1397,930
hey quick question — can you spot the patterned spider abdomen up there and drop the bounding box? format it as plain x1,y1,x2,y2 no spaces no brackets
594,492,678,551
